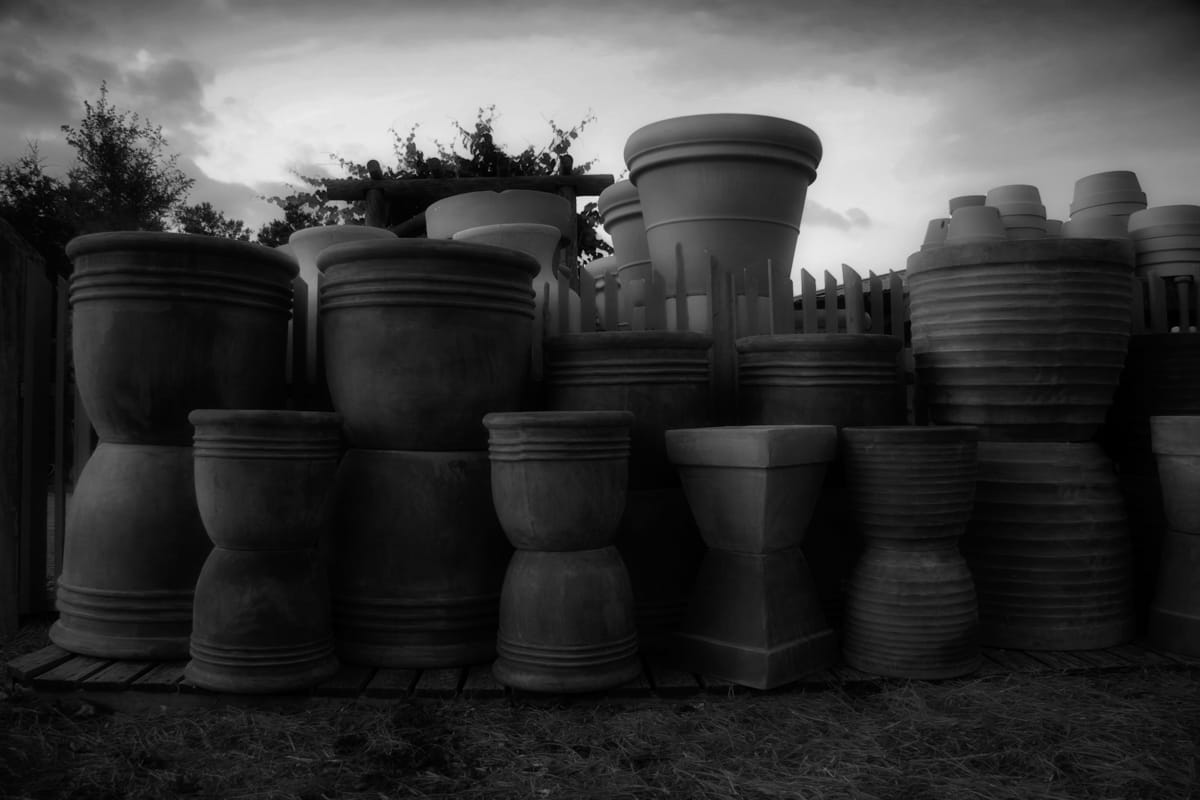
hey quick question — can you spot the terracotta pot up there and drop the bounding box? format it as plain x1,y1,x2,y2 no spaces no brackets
948,195,986,214
986,184,1042,206
623,113,822,332
665,425,838,688
921,218,949,251
318,239,537,450
907,238,1134,441
1061,216,1129,239
840,426,980,679
1070,171,1147,219
484,410,634,551
1044,219,1063,237
544,332,712,488
51,443,209,659
425,189,574,240
66,232,297,444
962,442,1136,650
1128,205,1200,237
597,179,651,268
945,205,1007,244
1149,416,1200,534
330,448,510,667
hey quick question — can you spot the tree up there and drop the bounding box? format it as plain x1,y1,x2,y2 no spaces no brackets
173,201,252,241
259,107,614,263
0,144,75,275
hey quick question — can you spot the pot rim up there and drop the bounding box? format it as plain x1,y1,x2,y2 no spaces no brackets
842,425,980,443
484,410,634,430
624,113,822,178
906,237,1134,273
736,333,902,354
317,237,539,277
546,331,713,352
189,409,344,429
66,231,298,278
665,424,837,467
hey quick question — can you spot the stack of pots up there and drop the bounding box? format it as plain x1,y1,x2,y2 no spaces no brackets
1127,205,1200,283
317,239,537,668
1062,170,1146,240
53,233,297,659
623,113,822,335
986,184,1048,240
907,237,1138,649
543,331,713,652
597,180,652,330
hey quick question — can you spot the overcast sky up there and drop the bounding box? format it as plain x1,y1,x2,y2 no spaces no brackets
2,0,1199,278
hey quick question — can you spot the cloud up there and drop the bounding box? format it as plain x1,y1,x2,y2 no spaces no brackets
0,50,78,129
803,201,871,230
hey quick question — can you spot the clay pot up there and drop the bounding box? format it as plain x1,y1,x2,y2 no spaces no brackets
623,113,822,333
735,334,904,429
945,205,1007,244
1070,171,1147,219
330,448,511,667
65,232,297,444
425,189,574,241
962,442,1136,650
185,410,342,693
1061,216,1129,240
840,426,981,679
948,195,986,214
665,425,838,689
1044,219,1063,237
597,179,651,268
921,218,949,251
1128,205,1200,239
1150,416,1200,535
318,239,537,450
907,238,1134,441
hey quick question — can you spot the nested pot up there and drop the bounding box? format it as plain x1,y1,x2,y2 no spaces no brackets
597,179,651,269
65,232,297,444
623,113,822,332
1150,416,1200,535
906,238,1135,441
544,332,712,489
840,426,981,679
318,239,538,450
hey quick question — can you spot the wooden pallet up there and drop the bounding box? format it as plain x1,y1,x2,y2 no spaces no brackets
5,640,1194,711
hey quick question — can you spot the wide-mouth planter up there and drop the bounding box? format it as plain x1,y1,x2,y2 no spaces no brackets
425,189,574,241
189,409,343,550
544,331,713,489
318,238,538,450
290,225,398,275
906,238,1135,441
66,232,298,445
735,333,904,429
484,410,634,551
664,424,837,553
623,113,822,319
597,179,651,269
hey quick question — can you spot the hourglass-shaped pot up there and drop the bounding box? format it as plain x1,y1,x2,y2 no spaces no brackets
840,426,981,679
484,411,641,693
52,233,297,659
185,410,342,693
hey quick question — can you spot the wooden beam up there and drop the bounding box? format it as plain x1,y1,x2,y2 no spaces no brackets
324,174,616,204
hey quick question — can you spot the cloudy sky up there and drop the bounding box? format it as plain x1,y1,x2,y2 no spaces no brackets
2,0,1199,278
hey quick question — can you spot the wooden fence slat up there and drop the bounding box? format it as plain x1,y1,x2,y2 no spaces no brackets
578,267,596,333
603,274,620,332
743,267,760,337
842,264,864,334
675,242,689,333
869,271,885,335
888,271,905,340
823,270,839,333
1,225,26,639
19,258,51,614
710,256,737,424
800,269,817,333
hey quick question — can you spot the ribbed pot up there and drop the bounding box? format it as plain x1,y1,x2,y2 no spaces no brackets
544,332,712,488
1150,416,1200,535
484,411,633,551
840,426,980,679
51,443,209,659
330,449,510,668
597,179,651,269
736,334,904,429
66,232,297,444
907,238,1134,441
623,114,822,331
318,239,537,450
962,442,1136,650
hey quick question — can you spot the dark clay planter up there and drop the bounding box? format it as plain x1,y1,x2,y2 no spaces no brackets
485,411,641,692
840,426,981,679
319,239,538,450
185,410,342,694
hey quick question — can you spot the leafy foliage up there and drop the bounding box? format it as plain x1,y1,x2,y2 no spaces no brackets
173,201,252,241
0,145,76,275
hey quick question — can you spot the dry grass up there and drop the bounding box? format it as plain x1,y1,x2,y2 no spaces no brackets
3,621,1198,799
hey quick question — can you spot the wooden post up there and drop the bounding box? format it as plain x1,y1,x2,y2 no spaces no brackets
53,276,68,584
19,260,52,614
869,271,885,335
842,264,864,334
800,269,817,334
823,271,839,333
0,222,31,637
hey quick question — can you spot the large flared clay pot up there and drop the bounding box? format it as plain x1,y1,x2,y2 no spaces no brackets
493,546,641,693
945,205,1007,244
544,331,713,489
1070,171,1146,218
318,239,537,450
597,179,651,269
1106,337,1200,474
948,195,985,214
66,232,298,444
484,411,634,551
665,425,837,553
330,449,510,667
1150,416,1200,535
963,442,1136,650
1128,205,1200,239
907,238,1134,442
453,222,580,335
623,114,822,330
840,426,981,679
51,443,209,659
1147,530,1200,658
425,189,574,241
735,334,904,429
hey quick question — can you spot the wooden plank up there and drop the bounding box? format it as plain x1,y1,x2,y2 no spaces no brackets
5,644,74,681
460,663,507,697
1022,650,1092,672
971,655,1009,677
1067,648,1139,670
831,664,878,684
842,264,864,334
413,667,464,697
31,655,111,689
364,667,418,698
800,269,817,333
981,648,1047,673
78,660,155,690
314,663,374,697
797,668,839,688
642,657,702,696
19,259,52,613
324,174,615,204
130,662,187,692
1144,644,1200,667
695,671,747,695
1107,641,1176,667
823,271,839,333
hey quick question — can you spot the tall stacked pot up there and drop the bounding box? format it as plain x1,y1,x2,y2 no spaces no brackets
907,238,1138,649
317,239,536,667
